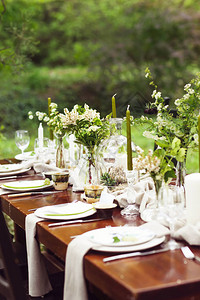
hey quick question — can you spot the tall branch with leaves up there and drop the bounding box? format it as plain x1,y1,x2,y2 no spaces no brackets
135,68,200,162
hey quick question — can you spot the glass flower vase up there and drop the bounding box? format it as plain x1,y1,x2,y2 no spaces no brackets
79,146,105,185
55,133,66,169
175,160,186,207
140,178,164,222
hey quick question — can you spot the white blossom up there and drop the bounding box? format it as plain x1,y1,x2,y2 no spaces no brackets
155,91,161,100
184,83,191,91
88,125,100,131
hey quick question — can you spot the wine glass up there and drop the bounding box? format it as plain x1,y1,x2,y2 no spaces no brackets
120,169,139,217
163,185,185,249
15,130,30,156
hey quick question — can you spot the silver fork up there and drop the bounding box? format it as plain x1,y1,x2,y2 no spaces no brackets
181,246,200,263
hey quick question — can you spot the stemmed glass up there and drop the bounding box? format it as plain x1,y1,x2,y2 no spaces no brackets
164,185,185,249
120,169,139,217
15,130,30,156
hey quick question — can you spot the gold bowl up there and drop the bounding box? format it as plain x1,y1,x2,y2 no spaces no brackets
84,185,104,204
52,172,69,190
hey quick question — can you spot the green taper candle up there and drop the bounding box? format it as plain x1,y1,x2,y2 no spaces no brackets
126,105,133,170
112,93,117,118
48,97,54,140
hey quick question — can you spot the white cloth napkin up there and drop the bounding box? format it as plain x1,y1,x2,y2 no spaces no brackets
63,221,169,300
70,167,84,192
173,223,200,245
63,236,94,300
21,159,62,174
101,177,155,213
25,214,52,297
141,203,200,246
165,210,200,246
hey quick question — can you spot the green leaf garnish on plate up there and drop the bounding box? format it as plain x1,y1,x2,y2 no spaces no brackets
113,236,120,243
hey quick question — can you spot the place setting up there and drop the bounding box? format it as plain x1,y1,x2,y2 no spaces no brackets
79,224,166,253
0,163,31,178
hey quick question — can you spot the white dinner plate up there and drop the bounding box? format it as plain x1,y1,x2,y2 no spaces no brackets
83,229,165,253
34,202,96,220
15,151,36,161
0,168,31,177
83,226,155,247
0,164,23,173
1,180,53,191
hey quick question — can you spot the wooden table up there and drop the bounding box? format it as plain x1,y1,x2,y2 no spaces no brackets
1,162,200,300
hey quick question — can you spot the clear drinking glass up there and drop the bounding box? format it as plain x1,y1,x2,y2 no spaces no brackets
15,130,30,156
34,137,50,154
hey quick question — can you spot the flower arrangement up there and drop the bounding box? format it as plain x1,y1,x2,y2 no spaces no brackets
60,104,110,150
134,136,185,196
136,68,200,161
29,103,110,182
29,103,110,144
61,104,110,184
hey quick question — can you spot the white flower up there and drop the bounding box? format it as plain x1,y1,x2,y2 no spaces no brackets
184,83,191,91
151,90,157,98
188,88,195,94
155,92,161,100
174,98,181,106
44,116,49,122
135,146,144,154
88,125,100,131
183,94,190,100
148,149,153,156
140,115,147,121
143,131,160,141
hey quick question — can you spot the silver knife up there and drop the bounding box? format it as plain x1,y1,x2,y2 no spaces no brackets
8,190,62,198
48,217,109,227
103,247,174,263
0,174,43,180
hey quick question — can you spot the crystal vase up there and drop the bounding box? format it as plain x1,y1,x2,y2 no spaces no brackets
140,178,165,222
55,133,66,169
79,146,105,185
175,160,186,207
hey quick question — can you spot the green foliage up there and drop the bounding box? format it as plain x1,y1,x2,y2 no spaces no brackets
0,0,39,73
136,68,200,162
101,172,116,187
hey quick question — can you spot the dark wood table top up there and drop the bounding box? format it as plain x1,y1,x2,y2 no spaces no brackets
1,161,200,300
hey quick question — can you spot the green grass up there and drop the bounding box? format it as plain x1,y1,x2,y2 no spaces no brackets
0,136,35,160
